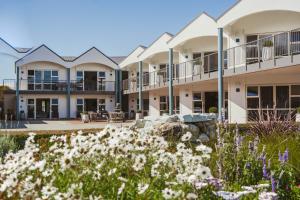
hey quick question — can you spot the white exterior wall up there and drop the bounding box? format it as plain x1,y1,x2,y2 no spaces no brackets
149,91,160,117
71,63,115,91
226,11,300,50
70,95,115,118
228,67,300,123
19,62,67,90
19,94,67,119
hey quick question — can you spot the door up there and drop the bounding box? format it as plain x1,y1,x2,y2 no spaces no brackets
85,99,97,112
36,99,50,119
205,92,218,113
84,71,97,91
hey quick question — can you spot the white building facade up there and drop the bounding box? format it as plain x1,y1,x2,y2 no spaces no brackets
120,0,300,123
3,43,122,120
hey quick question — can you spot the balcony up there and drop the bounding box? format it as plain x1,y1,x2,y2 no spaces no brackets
2,79,115,94
122,28,300,93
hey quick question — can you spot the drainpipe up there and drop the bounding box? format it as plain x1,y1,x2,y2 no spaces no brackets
16,65,20,120
168,48,174,115
138,61,143,111
66,68,71,119
218,28,224,122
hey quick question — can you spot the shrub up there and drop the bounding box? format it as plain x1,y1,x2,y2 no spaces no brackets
209,107,218,114
0,135,18,160
249,109,298,136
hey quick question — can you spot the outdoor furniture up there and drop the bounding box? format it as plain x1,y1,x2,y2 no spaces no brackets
108,112,125,122
97,110,109,121
108,103,125,122
81,113,89,123
88,112,98,122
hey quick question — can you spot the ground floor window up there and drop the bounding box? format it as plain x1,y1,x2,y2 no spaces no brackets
247,85,300,121
192,92,228,117
159,96,180,115
98,99,106,112
77,99,84,118
51,99,59,118
27,99,35,119
193,93,203,113
136,99,149,115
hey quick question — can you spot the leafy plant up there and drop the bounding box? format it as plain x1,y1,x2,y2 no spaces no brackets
0,135,18,161
215,124,263,186
296,107,300,114
272,153,298,199
263,40,273,47
209,107,218,114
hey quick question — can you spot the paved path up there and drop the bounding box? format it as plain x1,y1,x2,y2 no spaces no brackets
0,120,134,132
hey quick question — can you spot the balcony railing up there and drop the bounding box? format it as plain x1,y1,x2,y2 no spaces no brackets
122,28,300,93
2,79,115,92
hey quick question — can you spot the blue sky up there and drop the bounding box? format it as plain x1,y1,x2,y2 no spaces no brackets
0,0,237,80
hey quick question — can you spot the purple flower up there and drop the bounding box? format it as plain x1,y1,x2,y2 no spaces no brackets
263,163,268,178
278,151,283,163
245,162,251,169
283,149,288,162
271,176,277,192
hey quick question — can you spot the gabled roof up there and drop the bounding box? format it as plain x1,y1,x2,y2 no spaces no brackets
0,37,32,54
110,56,126,64
119,45,147,69
138,32,173,61
217,0,300,27
16,45,119,69
168,12,218,48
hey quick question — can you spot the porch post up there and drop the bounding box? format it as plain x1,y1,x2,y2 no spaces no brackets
115,69,119,104
119,70,122,107
66,68,71,119
138,61,143,111
218,28,224,122
16,65,20,120
168,48,174,115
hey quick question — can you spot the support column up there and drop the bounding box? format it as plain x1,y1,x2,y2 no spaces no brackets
168,48,174,115
138,61,143,111
66,68,71,119
218,28,224,122
119,71,122,107
16,66,20,120
115,69,119,104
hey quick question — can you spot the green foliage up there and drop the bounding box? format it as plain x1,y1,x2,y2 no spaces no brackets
215,125,263,186
209,107,218,114
0,135,18,160
272,162,297,199
263,40,273,47
297,107,300,114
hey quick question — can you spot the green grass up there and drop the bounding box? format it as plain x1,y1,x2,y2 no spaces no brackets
206,129,300,183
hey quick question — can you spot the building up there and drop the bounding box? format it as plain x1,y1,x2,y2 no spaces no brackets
120,0,300,123
2,42,124,120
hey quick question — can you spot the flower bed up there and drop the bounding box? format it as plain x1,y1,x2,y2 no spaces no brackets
0,125,217,199
0,119,299,199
